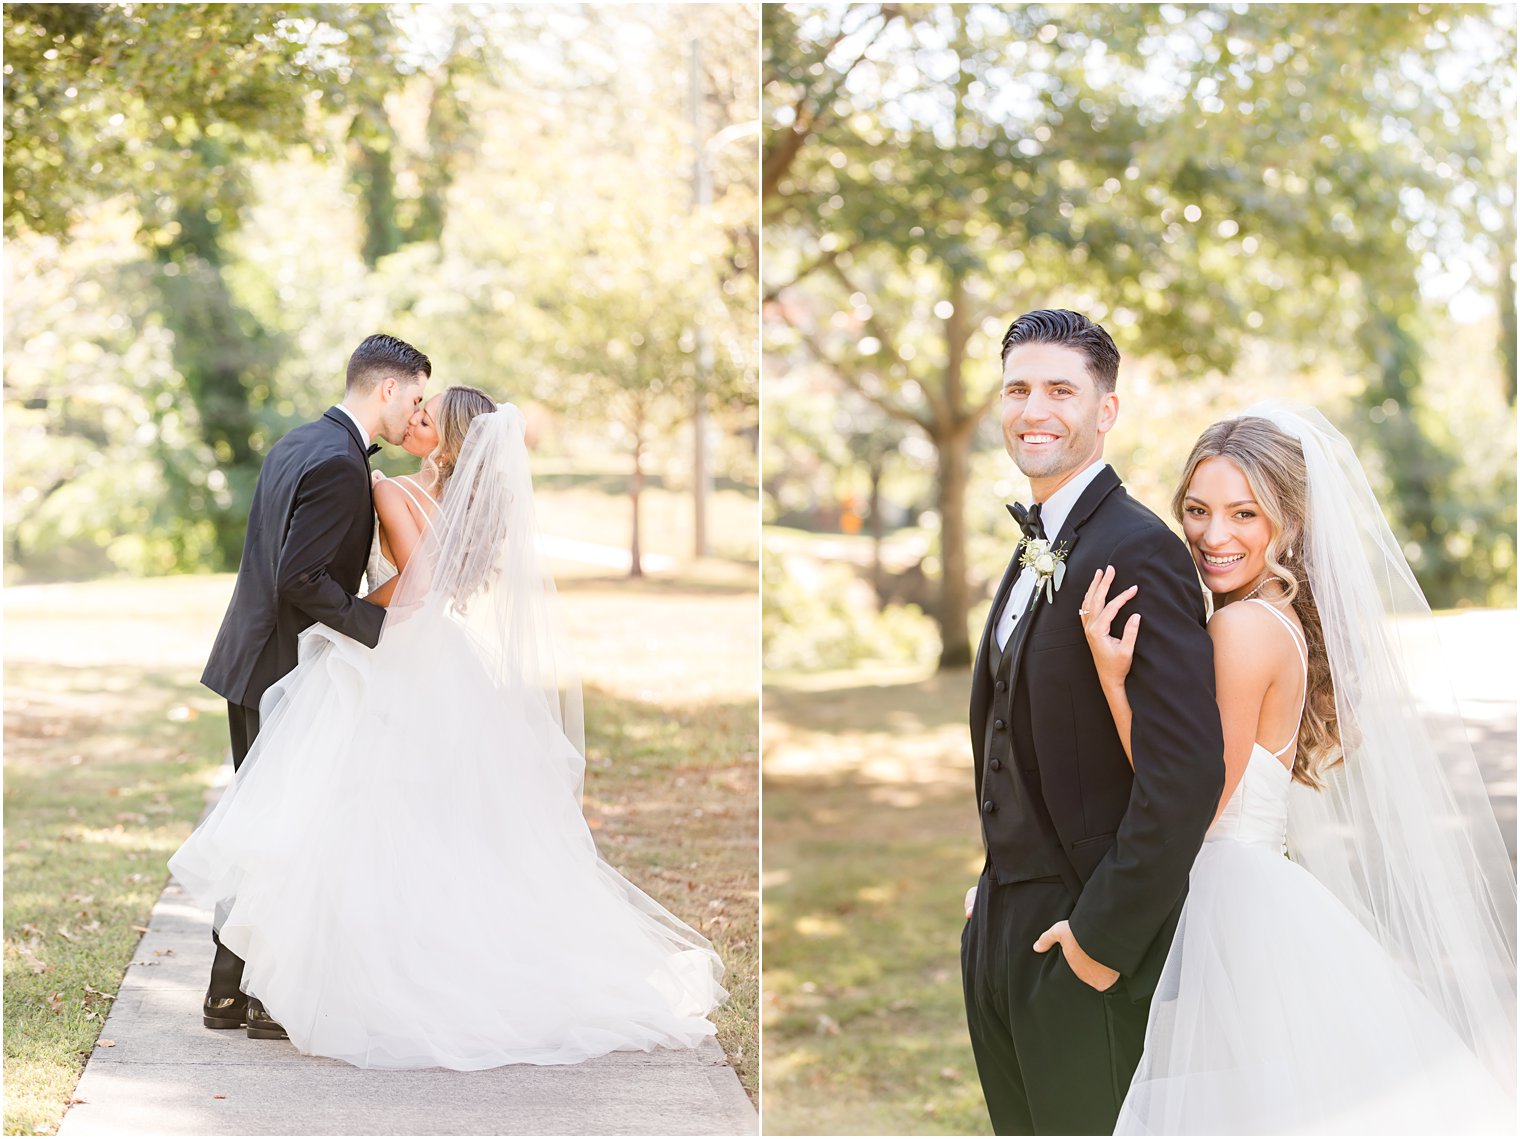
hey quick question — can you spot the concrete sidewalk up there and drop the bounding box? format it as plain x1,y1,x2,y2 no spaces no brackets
58,773,756,1136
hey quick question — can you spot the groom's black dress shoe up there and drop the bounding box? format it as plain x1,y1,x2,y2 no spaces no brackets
203,993,248,1029
246,997,289,1040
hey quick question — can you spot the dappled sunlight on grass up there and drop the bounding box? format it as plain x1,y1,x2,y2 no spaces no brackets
763,668,990,1135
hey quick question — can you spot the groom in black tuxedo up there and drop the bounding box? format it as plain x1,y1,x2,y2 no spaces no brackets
197,333,430,1037
961,310,1223,1134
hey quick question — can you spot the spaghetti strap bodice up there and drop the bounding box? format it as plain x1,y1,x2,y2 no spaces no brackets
365,475,440,592
391,475,441,515
1203,599,1309,853
1247,598,1307,759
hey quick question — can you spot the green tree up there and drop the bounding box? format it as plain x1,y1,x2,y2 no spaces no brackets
765,3,1515,665
5,3,394,566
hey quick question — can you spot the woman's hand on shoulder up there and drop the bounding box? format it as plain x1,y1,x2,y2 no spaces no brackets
371,469,386,488
1082,565,1141,690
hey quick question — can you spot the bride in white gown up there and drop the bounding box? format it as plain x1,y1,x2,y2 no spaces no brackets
170,390,727,1071
1080,406,1515,1134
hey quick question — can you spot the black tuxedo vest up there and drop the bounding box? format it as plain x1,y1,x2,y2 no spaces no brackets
979,623,1070,883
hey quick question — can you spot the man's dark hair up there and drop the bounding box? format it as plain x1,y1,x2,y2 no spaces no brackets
345,333,431,394
999,309,1120,393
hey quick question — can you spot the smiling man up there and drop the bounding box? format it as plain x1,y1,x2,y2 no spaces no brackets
960,309,1224,1135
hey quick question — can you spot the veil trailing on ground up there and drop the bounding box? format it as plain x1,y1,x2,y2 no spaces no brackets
1244,402,1516,1093
385,405,587,799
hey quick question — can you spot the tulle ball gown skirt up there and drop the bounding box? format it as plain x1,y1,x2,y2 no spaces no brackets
1115,838,1513,1135
170,613,727,1070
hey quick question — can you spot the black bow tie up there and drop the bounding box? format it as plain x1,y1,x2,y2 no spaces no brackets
366,443,382,457
1007,502,1045,542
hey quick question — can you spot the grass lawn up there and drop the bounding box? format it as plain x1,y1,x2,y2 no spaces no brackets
4,499,758,1133
762,664,991,1136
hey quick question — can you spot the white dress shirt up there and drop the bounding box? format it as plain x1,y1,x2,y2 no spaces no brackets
994,460,1109,651
332,403,373,446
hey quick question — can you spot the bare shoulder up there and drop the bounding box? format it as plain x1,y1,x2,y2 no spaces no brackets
372,477,407,506
1208,598,1276,637
373,478,418,521
1207,602,1293,675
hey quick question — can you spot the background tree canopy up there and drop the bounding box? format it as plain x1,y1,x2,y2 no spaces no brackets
5,2,759,580
763,2,1516,670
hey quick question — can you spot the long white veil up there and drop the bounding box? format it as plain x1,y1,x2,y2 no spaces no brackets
386,405,587,799
1245,403,1516,1093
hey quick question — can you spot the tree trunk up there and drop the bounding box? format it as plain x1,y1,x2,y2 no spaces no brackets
153,169,275,570
629,421,645,579
348,101,402,268
1358,306,1455,604
1499,236,1516,407
936,270,975,669
868,457,885,608
936,427,972,668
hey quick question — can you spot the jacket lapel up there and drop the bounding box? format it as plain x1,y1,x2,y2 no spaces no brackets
1004,466,1124,695
324,408,370,462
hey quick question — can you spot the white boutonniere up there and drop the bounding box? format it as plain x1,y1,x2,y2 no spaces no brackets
1020,538,1070,605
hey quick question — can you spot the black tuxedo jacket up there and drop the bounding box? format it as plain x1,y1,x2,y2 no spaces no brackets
970,465,1223,988
201,409,386,708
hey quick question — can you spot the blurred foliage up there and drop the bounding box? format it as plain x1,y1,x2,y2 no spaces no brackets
763,2,1516,667
5,3,758,581
763,549,937,672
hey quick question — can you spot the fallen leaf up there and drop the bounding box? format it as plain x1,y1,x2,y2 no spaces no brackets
96,1039,115,1048
132,925,150,934
153,948,175,957
22,923,43,937
212,1094,227,1100
123,873,146,884
22,945,52,975
46,991,64,1014
55,927,75,942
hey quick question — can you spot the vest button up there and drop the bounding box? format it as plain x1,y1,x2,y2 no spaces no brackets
995,680,1007,693
990,758,1002,772
982,799,996,815
994,719,1006,731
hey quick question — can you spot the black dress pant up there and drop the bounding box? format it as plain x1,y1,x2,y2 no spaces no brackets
207,701,259,1000
961,872,1148,1135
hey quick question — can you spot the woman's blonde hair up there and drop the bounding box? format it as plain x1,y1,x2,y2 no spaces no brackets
431,386,497,495
1172,416,1343,787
